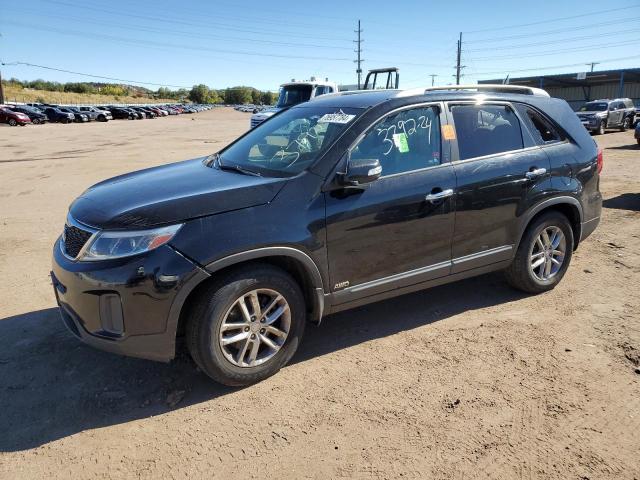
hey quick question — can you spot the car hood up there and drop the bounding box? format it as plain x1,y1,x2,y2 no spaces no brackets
252,108,280,120
69,157,288,229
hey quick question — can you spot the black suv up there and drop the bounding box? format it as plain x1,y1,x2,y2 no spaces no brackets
51,85,602,386
576,98,635,134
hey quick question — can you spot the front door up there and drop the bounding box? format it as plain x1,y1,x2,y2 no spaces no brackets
325,104,456,303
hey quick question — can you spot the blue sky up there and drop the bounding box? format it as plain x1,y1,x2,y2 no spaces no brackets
1,0,639,91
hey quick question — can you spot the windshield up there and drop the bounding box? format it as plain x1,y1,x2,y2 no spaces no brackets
276,85,313,108
580,103,608,112
216,106,363,177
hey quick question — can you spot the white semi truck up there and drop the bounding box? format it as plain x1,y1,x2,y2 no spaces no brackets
250,77,338,129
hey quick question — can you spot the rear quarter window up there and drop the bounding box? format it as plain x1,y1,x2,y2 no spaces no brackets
514,104,563,145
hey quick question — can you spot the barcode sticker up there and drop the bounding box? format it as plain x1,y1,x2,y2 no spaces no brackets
318,113,356,124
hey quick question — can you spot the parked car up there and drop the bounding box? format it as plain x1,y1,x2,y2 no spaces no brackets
43,107,75,124
635,122,640,145
138,107,157,118
6,105,48,124
576,98,635,134
58,107,88,123
52,85,602,386
78,106,112,122
107,107,136,120
70,107,94,122
0,106,32,126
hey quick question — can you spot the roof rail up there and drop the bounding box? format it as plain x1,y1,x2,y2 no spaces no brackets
422,84,550,97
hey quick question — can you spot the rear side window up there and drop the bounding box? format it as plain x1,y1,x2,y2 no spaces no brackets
450,104,523,160
515,104,562,144
351,106,441,176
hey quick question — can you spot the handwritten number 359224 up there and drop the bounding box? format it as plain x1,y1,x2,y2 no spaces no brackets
376,116,432,156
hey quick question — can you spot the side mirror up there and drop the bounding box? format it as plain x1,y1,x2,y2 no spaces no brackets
340,157,382,187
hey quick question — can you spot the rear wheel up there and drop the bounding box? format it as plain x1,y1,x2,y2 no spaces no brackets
186,264,306,386
620,117,631,132
505,211,574,294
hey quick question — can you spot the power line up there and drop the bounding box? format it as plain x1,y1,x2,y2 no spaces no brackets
464,4,638,34
465,28,640,52
5,9,354,51
1,61,282,92
1,61,192,88
469,54,640,77
468,39,637,61
44,0,353,42
8,22,354,62
467,16,640,43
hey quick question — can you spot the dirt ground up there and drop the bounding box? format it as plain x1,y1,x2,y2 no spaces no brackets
0,108,638,479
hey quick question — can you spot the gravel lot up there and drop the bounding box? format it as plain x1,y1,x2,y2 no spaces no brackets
0,108,638,479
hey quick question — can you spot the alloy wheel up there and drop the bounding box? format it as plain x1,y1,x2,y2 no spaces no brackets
529,225,566,281
218,288,291,368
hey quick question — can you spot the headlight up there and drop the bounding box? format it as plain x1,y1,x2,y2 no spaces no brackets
79,224,182,261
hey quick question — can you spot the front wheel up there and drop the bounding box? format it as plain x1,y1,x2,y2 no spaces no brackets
8,118,17,126
595,120,606,135
32,118,41,125
505,211,574,294
186,264,306,386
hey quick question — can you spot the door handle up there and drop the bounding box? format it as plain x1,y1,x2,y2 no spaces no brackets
425,188,454,203
525,167,547,180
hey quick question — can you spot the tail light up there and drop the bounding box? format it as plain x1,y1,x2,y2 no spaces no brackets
597,147,603,174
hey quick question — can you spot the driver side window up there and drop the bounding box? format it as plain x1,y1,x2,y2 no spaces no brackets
351,106,441,176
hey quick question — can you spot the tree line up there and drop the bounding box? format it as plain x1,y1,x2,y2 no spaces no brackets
2,78,277,104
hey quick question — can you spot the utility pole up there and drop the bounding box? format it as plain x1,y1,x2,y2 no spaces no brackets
455,32,463,85
0,68,4,105
586,62,599,72
429,74,437,86
354,20,364,89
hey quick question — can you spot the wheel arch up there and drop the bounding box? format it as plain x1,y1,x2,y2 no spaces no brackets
517,197,583,252
170,247,326,353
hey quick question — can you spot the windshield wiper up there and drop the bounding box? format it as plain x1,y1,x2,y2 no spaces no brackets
214,153,262,177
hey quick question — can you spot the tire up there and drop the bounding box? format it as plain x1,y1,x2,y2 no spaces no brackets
8,119,17,126
595,120,606,135
504,211,574,294
637,139,640,145
620,117,631,132
186,264,306,386
32,118,41,125
99,115,107,122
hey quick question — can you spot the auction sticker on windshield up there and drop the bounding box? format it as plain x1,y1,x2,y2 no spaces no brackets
318,112,356,124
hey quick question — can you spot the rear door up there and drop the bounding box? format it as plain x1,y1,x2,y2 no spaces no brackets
609,102,623,126
448,102,551,273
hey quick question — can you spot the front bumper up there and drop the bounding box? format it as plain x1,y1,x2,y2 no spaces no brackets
51,238,208,362
578,117,600,130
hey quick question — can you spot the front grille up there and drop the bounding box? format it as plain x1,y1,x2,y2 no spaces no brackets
63,224,92,258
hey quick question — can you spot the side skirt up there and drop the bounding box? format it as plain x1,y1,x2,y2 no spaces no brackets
324,259,512,315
